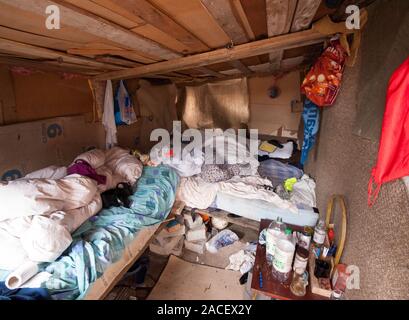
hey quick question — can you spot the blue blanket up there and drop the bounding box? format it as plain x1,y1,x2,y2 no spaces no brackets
42,165,179,300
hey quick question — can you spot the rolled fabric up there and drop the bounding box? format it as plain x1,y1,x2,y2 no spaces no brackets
5,261,39,289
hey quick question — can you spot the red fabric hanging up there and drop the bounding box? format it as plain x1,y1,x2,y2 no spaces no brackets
368,56,409,206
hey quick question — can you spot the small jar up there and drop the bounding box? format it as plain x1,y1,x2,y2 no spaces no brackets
293,246,309,273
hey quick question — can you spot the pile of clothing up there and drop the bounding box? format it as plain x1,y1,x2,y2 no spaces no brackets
0,147,143,282
146,133,315,217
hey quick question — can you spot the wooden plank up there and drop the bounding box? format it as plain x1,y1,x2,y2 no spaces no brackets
239,0,268,39
229,59,253,75
200,0,248,45
107,0,209,53
266,0,298,70
84,224,161,300
67,48,157,64
196,66,225,78
230,0,256,41
0,2,108,45
95,56,142,68
64,0,140,29
0,0,180,60
291,0,322,32
0,56,101,75
150,0,230,48
0,26,81,51
185,207,260,231
91,0,146,25
93,28,329,80
131,24,191,54
0,38,124,71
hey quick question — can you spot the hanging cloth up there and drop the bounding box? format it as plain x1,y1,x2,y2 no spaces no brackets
368,56,409,206
102,80,117,149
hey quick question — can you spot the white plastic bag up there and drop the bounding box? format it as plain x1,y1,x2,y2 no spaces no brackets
205,229,239,253
116,80,137,125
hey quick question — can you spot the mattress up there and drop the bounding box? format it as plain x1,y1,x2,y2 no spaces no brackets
215,192,319,227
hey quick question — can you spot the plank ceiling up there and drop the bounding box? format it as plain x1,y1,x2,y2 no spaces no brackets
0,0,344,83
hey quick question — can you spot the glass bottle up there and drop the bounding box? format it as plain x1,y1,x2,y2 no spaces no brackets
290,268,308,297
313,219,326,248
266,217,286,265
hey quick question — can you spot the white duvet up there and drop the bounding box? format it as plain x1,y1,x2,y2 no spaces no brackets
177,175,298,213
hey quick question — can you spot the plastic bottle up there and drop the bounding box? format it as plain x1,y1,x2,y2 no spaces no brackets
272,228,296,283
313,219,327,248
265,217,286,265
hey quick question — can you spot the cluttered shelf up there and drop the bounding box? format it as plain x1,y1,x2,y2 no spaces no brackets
251,219,325,300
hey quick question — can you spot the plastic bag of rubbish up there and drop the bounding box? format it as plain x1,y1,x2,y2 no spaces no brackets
205,229,239,253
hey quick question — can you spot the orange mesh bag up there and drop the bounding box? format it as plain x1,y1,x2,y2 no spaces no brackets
301,40,348,107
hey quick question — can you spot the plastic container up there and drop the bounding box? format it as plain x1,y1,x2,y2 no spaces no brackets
272,230,296,283
265,217,286,265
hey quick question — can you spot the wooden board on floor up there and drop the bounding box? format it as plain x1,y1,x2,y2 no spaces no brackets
147,255,244,300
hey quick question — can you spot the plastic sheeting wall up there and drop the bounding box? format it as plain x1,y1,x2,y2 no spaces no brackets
178,78,250,130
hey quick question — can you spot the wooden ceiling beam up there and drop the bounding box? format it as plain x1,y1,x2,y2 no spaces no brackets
0,56,101,75
67,48,157,64
0,37,124,71
0,0,180,60
200,0,248,45
93,28,329,80
196,66,225,78
229,60,253,76
94,56,142,68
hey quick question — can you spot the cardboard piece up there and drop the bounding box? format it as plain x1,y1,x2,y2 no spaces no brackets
0,115,104,181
